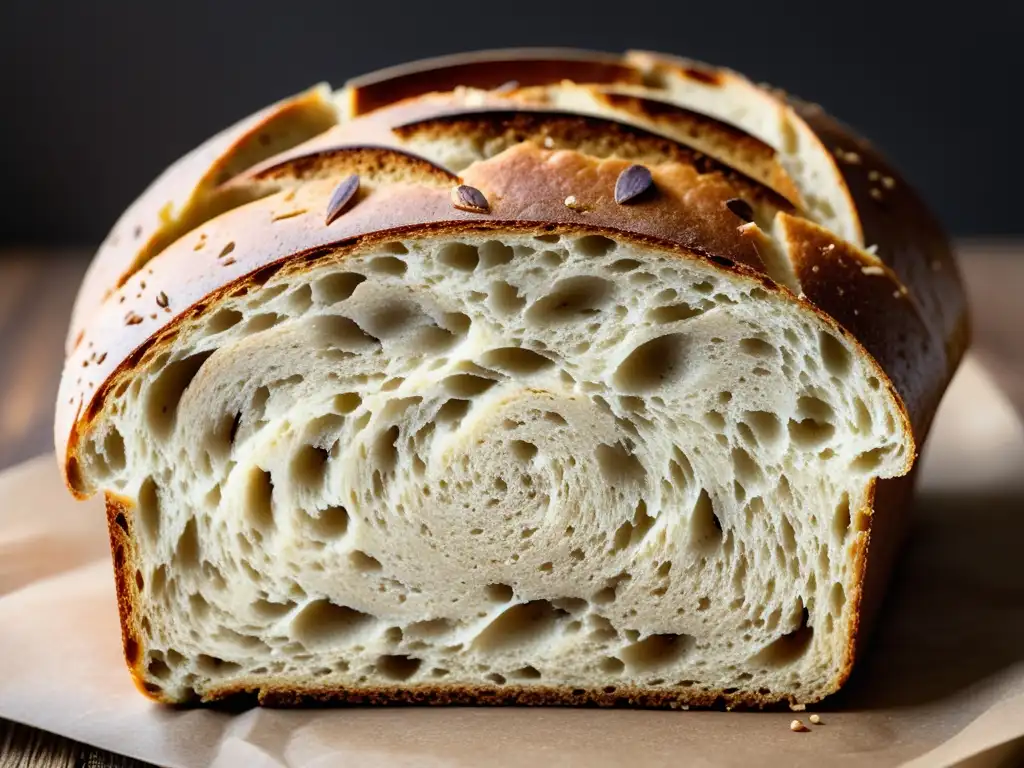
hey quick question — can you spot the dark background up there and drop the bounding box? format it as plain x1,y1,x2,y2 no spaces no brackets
3,0,1022,245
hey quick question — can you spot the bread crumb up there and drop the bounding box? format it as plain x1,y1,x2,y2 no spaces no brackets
790,719,809,732
564,195,586,211
809,714,822,725
790,703,806,712
543,136,555,148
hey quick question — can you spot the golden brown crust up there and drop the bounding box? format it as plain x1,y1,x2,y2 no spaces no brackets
787,98,969,371
391,108,795,211
104,493,154,698
202,680,797,710
589,91,803,206
345,48,642,117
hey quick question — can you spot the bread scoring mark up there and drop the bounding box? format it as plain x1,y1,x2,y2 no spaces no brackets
681,65,723,86
346,51,643,116
245,145,458,187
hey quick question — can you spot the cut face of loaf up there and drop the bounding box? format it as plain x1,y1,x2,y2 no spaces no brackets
80,231,909,706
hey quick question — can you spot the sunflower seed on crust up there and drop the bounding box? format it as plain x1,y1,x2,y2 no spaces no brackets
325,174,360,225
614,164,654,204
451,185,490,213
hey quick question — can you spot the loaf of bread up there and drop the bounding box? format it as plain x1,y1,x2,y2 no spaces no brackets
56,49,967,708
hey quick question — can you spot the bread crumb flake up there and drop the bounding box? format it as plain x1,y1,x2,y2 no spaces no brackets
809,714,822,725
790,719,809,732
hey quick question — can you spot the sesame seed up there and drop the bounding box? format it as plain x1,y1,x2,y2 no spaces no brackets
893,290,902,299
861,265,885,276
882,175,896,189
869,188,883,201
811,265,819,273
809,714,822,725
564,195,586,211
868,170,881,181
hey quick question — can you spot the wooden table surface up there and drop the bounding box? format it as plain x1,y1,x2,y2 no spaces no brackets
0,245,1021,768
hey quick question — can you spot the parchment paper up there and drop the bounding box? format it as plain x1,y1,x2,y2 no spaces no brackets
1,356,1022,768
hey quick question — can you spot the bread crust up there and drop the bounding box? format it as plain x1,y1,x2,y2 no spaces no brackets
786,97,969,369
61,48,967,709
344,48,643,117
